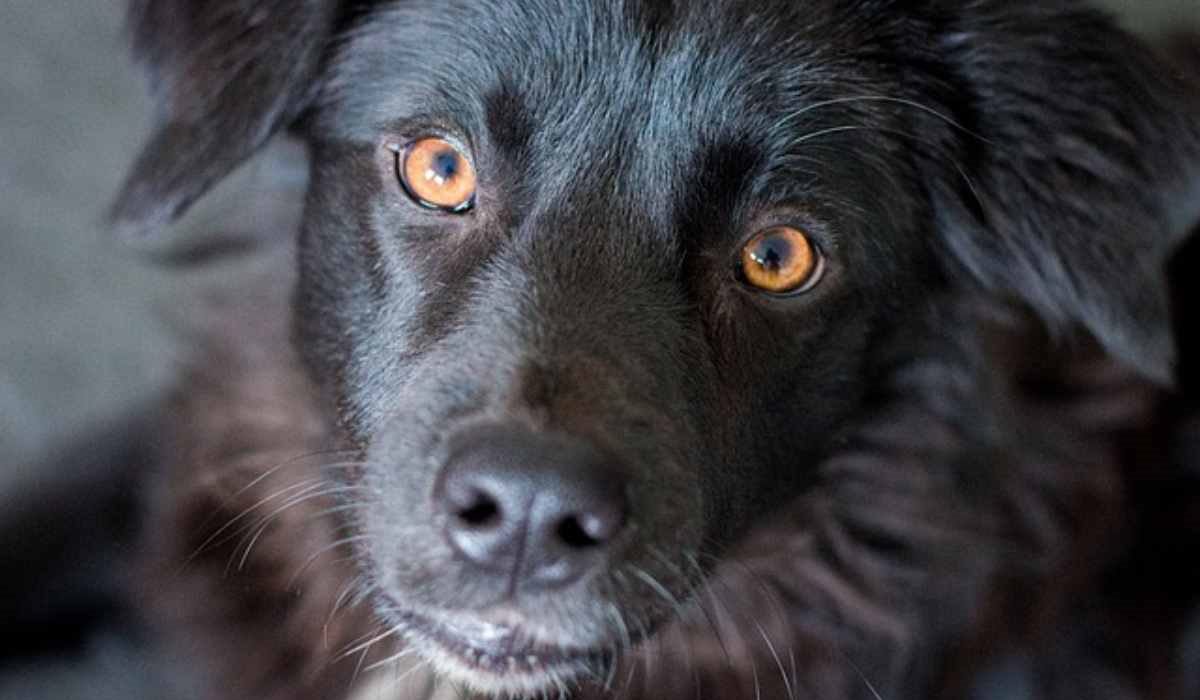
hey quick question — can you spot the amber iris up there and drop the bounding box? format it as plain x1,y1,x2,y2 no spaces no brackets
398,137,476,212
740,226,821,294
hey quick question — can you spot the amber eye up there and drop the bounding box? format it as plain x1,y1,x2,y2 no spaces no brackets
396,137,476,212
739,226,823,294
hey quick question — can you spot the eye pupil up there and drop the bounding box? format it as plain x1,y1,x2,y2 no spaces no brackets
430,150,460,180
751,236,791,270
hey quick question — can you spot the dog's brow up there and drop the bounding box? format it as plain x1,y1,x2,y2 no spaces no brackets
483,82,535,162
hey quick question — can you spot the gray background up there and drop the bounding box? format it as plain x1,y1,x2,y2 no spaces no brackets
1,1,1198,479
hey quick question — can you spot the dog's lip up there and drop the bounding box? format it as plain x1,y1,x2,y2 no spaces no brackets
393,606,611,675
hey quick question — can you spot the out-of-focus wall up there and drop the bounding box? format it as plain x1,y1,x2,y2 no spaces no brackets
1094,0,1200,36
0,3,162,476
0,2,305,482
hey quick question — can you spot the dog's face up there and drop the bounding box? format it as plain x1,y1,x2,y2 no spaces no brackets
299,3,938,690
113,0,1199,695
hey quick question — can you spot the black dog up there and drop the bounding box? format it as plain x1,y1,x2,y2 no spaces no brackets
108,1,1200,698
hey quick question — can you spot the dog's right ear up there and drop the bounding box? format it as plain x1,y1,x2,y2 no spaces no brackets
109,0,340,240
924,5,1200,385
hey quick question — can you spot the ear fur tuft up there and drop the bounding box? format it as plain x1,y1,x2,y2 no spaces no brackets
929,4,1200,383
110,0,340,240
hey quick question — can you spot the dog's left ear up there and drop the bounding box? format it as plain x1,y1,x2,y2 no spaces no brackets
109,0,340,240
927,5,1200,384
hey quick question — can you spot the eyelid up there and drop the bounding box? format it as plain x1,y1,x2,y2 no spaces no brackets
386,123,475,156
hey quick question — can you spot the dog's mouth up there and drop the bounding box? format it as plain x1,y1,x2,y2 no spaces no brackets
387,605,614,693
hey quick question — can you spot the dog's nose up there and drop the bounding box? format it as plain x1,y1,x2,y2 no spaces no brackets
434,427,628,591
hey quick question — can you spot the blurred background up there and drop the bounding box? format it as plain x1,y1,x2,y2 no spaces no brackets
0,1,1197,698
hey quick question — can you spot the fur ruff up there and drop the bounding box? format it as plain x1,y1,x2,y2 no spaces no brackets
136,243,1200,699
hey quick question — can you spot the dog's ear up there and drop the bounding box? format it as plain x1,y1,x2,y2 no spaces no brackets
927,5,1200,384
109,0,340,240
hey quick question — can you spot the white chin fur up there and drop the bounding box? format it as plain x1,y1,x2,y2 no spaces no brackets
406,631,590,698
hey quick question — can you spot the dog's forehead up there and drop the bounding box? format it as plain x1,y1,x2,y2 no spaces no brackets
320,0,864,185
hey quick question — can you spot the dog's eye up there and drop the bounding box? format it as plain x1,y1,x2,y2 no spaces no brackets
739,226,823,294
396,138,476,212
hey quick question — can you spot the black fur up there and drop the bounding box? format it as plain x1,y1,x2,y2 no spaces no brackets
112,1,1200,698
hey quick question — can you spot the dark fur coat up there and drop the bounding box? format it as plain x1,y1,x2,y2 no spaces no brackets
116,4,1200,700
132,234,1200,700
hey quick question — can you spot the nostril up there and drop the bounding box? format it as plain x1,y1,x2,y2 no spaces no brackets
556,515,599,548
456,492,501,528
436,425,631,589
555,506,625,549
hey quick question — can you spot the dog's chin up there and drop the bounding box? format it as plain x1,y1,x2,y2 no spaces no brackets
381,604,616,697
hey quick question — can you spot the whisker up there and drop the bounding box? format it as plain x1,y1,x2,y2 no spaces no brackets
681,551,733,668
198,479,370,574
306,502,364,522
287,534,371,590
623,653,640,698
791,124,869,146
605,601,633,654
780,94,992,145
753,656,762,700
602,638,621,691
392,659,432,693
363,647,418,674
227,482,337,571
350,637,374,690
184,476,326,566
337,627,398,663
645,547,712,689
703,546,894,700
754,619,796,700
191,458,370,567
725,556,794,634
188,448,359,540
325,575,364,650
222,449,355,505
789,648,799,699
697,560,767,696
952,160,988,217
839,647,886,700
229,484,364,573
630,566,685,616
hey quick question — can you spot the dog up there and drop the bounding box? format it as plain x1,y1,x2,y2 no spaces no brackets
107,1,1200,698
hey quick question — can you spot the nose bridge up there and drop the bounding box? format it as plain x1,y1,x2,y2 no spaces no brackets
538,203,679,320
469,208,678,355
432,201,696,439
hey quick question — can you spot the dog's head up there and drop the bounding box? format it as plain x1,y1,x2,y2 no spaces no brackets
113,0,1199,695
